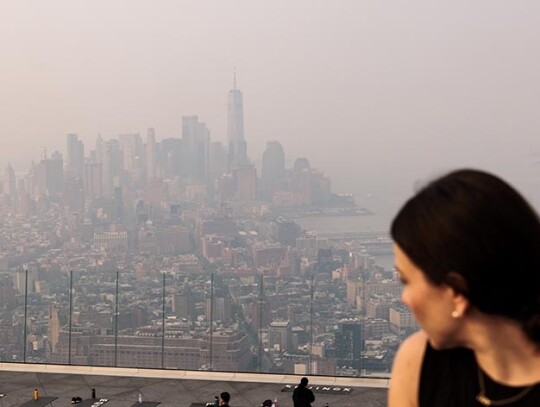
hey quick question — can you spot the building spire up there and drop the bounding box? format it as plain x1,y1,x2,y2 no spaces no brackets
233,66,237,90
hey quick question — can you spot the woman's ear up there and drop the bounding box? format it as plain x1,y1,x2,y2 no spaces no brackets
446,271,470,317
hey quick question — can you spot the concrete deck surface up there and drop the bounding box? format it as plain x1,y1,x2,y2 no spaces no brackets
0,371,387,407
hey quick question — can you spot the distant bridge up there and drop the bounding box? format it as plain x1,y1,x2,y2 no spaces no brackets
316,231,390,241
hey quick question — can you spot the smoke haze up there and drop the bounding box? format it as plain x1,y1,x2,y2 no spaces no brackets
2,1,540,221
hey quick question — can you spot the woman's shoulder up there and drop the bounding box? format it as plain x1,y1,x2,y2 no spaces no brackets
393,330,429,372
388,331,428,407
388,331,476,407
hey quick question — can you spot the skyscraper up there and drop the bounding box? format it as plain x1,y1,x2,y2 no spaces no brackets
102,139,122,196
209,141,227,180
95,134,104,164
84,162,102,199
173,286,196,321
118,133,143,172
36,157,64,197
161,138,182,177
146,128,157,181
3,164,16,196
66,133,85,179
335,320,363,370
261,141,285,200
205,288,232,325
269,320,293,351
292,157,312,205
227,73,247,170
182,116,209,180
233,165,257,202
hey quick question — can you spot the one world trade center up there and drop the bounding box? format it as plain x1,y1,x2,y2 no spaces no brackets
227,73,248,170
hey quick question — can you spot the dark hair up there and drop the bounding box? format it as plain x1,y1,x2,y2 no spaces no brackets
300,377,309,386
391,169,540,344
220,392,230,404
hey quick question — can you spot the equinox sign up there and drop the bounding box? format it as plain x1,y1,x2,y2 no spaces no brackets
281,385,353,395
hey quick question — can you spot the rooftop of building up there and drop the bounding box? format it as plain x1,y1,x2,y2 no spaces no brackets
0,364,388,407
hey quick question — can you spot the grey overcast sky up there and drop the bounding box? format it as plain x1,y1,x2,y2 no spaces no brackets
2,1,540,214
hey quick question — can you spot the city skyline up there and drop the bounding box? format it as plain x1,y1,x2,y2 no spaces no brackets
2,79,344,216
3,1,540,225
4,79,303,177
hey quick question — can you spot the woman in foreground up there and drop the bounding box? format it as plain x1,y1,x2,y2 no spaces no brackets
388,169,540,407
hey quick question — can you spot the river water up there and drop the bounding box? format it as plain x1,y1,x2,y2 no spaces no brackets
295,212,396,271
294,155,540,273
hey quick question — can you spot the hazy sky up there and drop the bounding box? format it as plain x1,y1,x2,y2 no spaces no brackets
2,1,540,214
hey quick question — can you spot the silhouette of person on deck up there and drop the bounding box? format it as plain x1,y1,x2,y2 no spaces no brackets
292,377,315,407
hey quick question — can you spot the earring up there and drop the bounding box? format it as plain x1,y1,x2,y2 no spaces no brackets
451,310,461,319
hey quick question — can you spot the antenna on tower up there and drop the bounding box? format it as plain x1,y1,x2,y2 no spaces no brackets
233,66,237,90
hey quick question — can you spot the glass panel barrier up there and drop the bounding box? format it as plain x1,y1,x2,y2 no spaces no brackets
43,268,70,364
260,272,312,376
354,242,407,376
115,268,163,368
65,270,117,366
164,271,210,370
222,272,251,373
1,269,27,363
20,267,70,364
163,271,214,371
1,264,414,377
208,272,249,373
255,274,265,373
0,260,411,378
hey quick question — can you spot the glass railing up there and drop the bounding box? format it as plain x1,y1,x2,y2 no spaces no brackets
1,268,417,377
